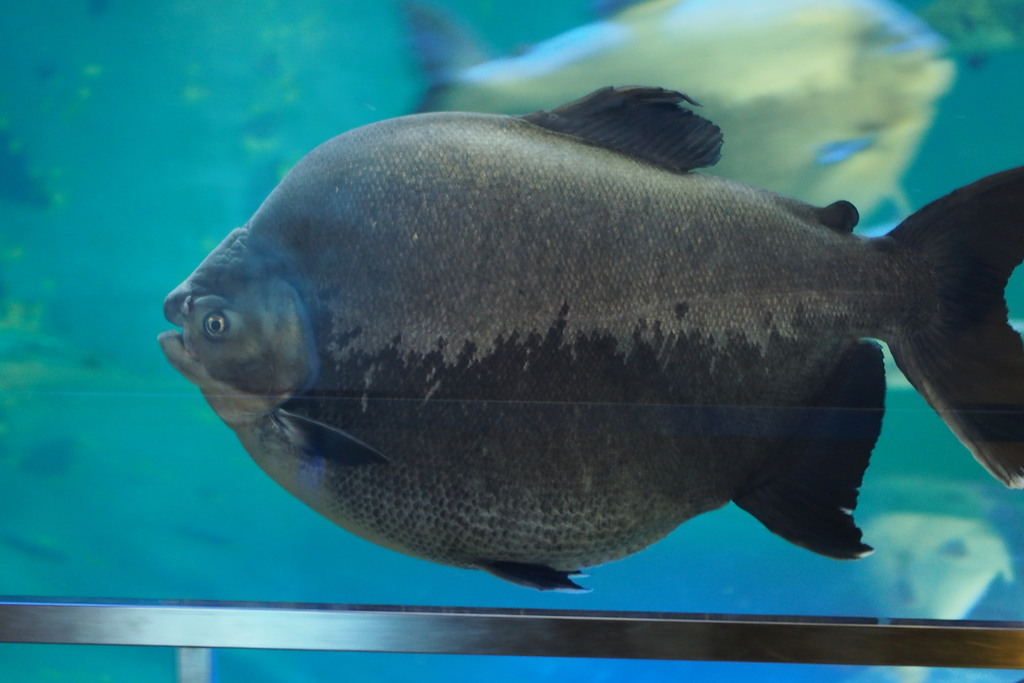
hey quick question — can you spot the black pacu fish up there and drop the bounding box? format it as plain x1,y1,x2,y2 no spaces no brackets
159,87,1024,590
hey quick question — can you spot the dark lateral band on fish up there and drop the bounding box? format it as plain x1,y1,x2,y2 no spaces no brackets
159,86,1024,591
276,395,886,440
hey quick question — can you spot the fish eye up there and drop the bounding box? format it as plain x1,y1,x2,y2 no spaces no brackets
203,311,229,337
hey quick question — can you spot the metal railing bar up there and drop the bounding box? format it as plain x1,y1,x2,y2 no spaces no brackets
177,647,214,683
1,599,1022,669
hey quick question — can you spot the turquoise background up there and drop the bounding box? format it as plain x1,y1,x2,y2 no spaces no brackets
0,1,1022,680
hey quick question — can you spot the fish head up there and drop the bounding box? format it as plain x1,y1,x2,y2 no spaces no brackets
159,227,318,427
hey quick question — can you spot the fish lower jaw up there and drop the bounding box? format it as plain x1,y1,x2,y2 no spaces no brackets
160,329,199,358
157,330,201,373
157,329,277,426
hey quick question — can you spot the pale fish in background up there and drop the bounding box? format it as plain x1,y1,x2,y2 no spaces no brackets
404,0,956,218
862,512,1013,620
859,486,1015,683
861,475,1015,619
920,0,1024,59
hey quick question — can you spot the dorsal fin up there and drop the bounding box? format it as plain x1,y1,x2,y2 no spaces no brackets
522,86,723,173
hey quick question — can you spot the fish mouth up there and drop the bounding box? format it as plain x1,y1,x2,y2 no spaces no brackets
157,329,197,364
158,329,210,390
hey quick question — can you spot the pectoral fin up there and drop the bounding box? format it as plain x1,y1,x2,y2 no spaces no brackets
275,409,390,466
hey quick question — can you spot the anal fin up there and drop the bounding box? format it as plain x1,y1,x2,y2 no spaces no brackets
479,560,588,591
734,341,885,560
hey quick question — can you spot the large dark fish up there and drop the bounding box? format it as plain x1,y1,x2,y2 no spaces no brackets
159,87,1024,590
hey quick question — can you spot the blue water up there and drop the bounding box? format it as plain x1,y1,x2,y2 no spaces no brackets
1,1,1023,680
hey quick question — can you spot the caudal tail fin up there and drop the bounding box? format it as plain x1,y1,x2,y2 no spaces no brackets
887,166,1024,488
